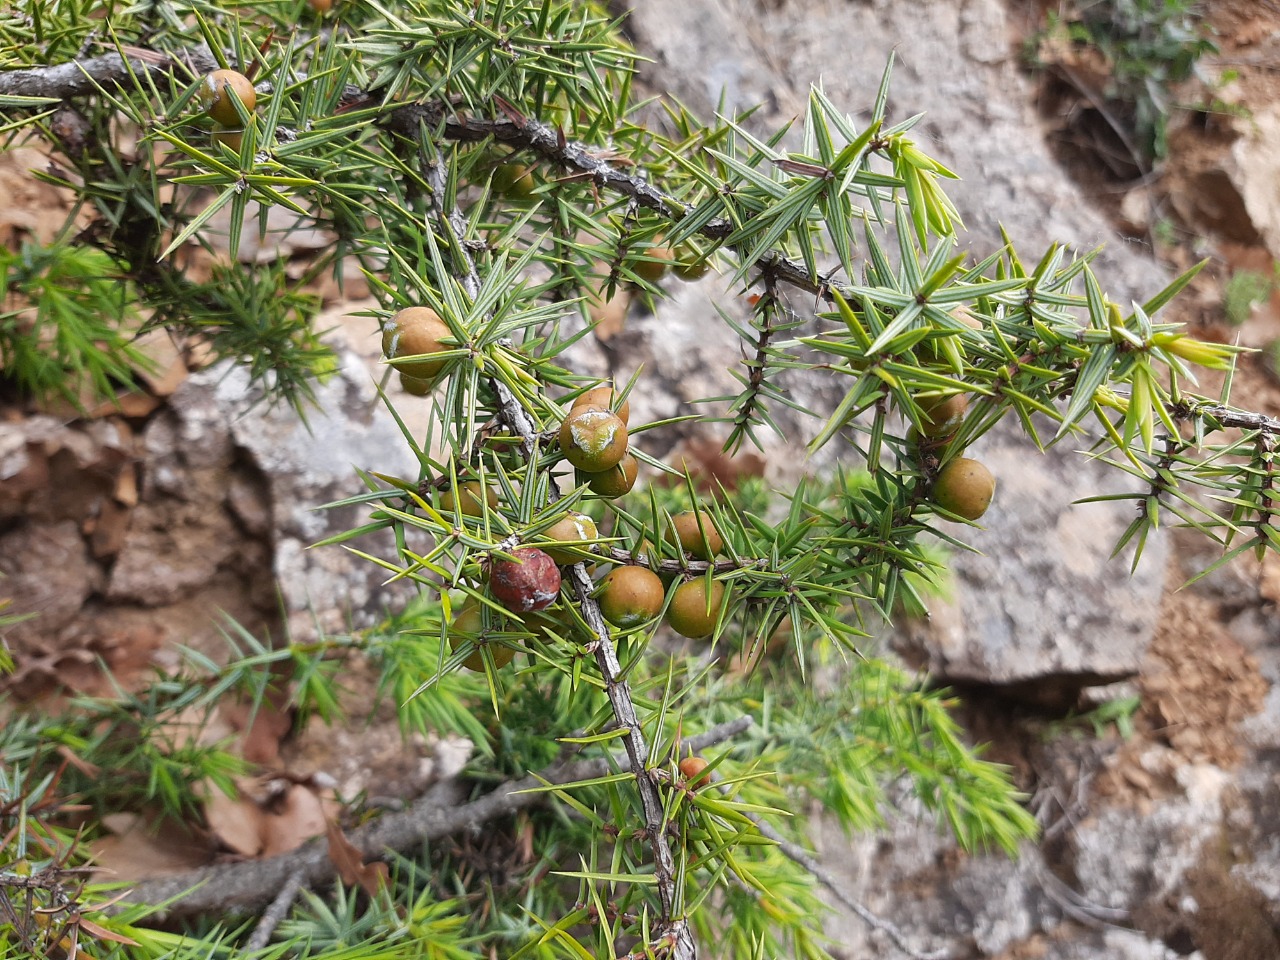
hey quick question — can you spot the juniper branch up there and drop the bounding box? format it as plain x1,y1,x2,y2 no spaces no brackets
416,124,694,954
112,717,753,920
0,47,218,100
5,47,838,308
1173,399,1280,437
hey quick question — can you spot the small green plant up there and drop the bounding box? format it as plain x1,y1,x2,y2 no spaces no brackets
1223,267,1275,326
0,241,152,406
1151,217,1182,248
1044,693,1142,740
1030,0,1217,161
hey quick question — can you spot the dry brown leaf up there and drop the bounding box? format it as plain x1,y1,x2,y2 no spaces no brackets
325,820,389,897
202,782,266,857
76,916,140,947
130,329,189,398
90,813,212,882
113,463,139,508
89,497,132,559
259,783,328,857
152,703,234,753
55,744,101,779
87,391,160,419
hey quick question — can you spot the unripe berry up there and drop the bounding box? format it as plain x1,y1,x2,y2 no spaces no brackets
560,406,628,472
631,243,674,283
665,579,726,639
580,453,638,498
211,124,244,153
517,605,575,641
491,161,537,199
200,70,256,126
672,251,712,282
931,457,996,521
541,512,599,565
490,547,562,613
449,601,516,671
571,384,630,426
678,755,711,789
951,304,983,330
666,511,723,561
382,307,452,381
440,481,498,518
597,566,665,628
398,371,433,396
917,393,968,439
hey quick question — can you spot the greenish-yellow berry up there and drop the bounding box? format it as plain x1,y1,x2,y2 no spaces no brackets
211,124,245,153
917,393,968,439
382,306,452,381
597,566,665,628
440,481,497,517
200,69,256,126
631,243,674,283
931,457,996,521
541,512,599,565
665,579,726,639
449,601,516,671
580,453,639,498
666,511,723,561
571,384,630,425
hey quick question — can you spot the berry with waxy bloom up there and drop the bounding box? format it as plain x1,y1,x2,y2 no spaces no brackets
560,406,628,472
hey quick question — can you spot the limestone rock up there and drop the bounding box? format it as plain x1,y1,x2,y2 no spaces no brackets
1229,104,1280,260
126,337,422,641
624,0,1170,701
895,422,1167,704
0,520,99,649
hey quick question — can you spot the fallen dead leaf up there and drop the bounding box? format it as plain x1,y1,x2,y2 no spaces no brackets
90,813,213,882
88,391,160,419
89,497,132,559
202,782,266,858
326,820,389,897
76,916,140,947
260,782,329,858
221,691,293,767
113,463,139,508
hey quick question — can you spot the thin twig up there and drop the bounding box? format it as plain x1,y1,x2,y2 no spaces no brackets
245,868,304,951
728,269,786,448
1175,400,1280,437
717,777,957,960
1031,859,1129,930
0,48,219,99
5,47,841,309
114,717,752,919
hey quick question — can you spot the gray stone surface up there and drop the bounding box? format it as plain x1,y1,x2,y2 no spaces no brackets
144,341,423,641
895,423,1168,703
625,0,1169,696
0,519,98,641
